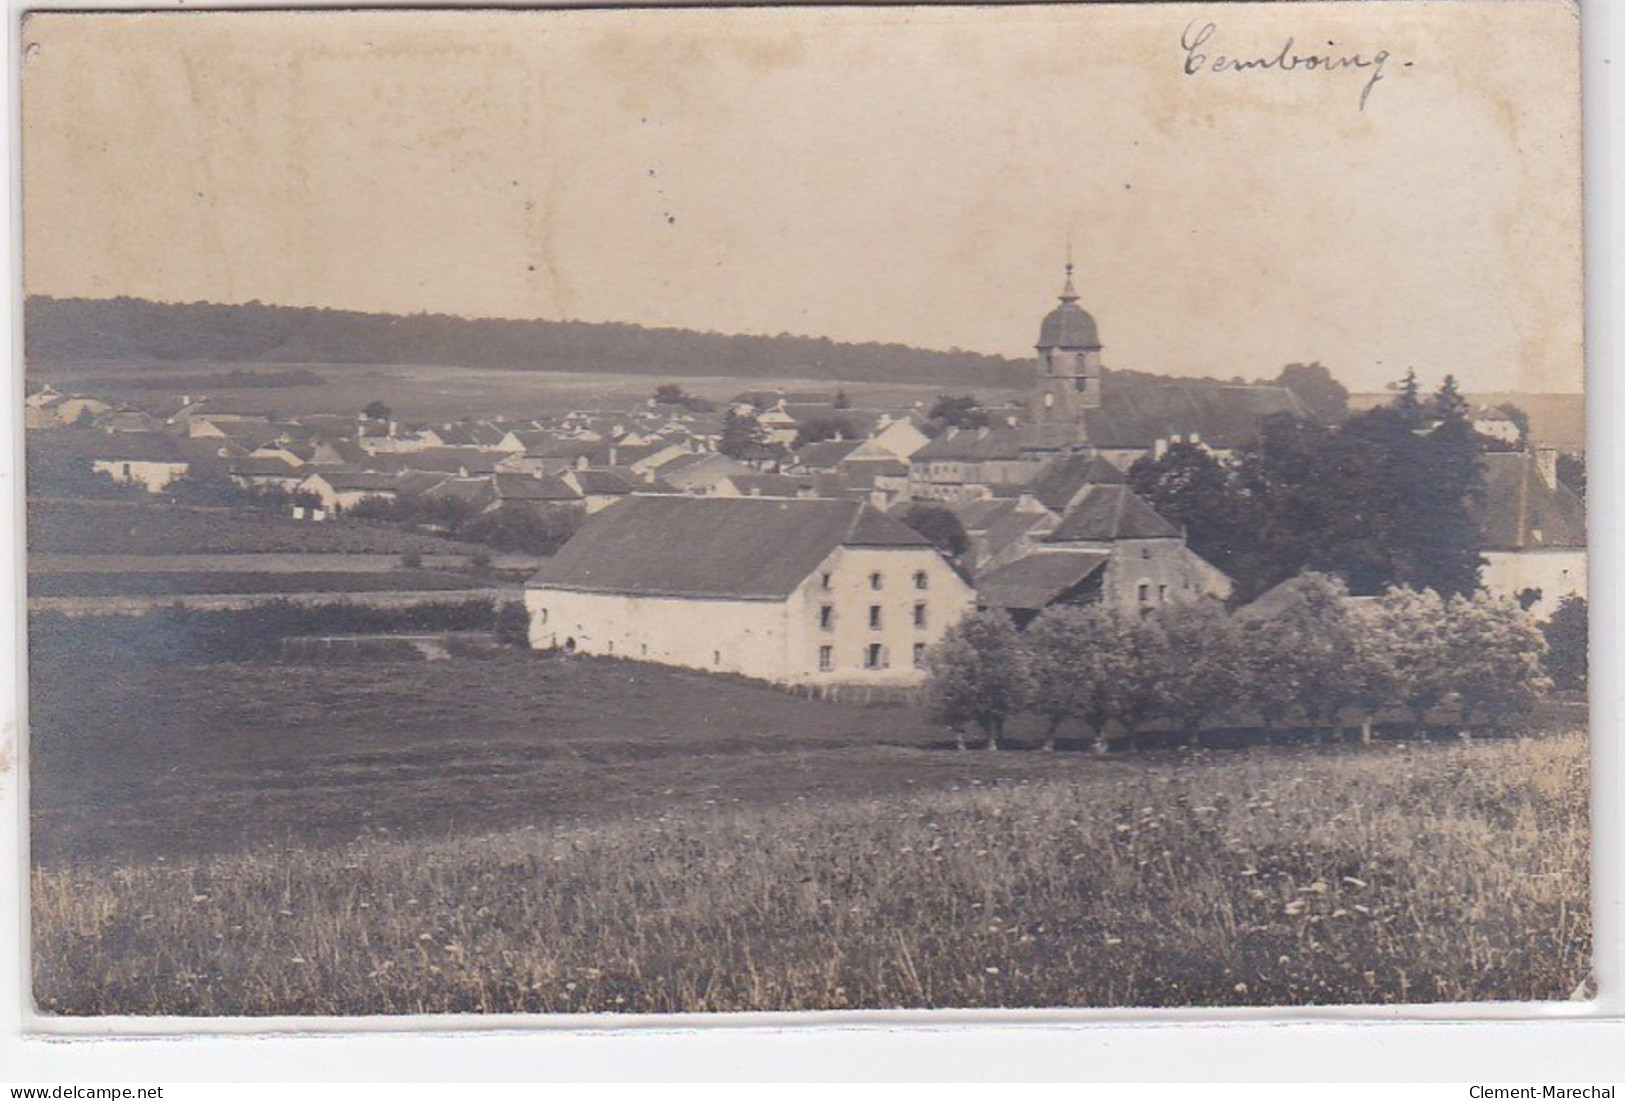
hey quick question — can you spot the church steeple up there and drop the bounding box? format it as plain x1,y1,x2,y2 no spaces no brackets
1059,238,1079,303
1031,248,1104,448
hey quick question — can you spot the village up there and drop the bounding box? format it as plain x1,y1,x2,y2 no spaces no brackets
25,264,1588,696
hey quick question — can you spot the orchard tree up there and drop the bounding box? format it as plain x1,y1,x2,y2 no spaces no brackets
1025,604,1132,752
1367,586,1455,736
1444,593,1550,735
922,611,1029,751
1148,599,1247,746
363,399,393,421
718,409,768,459
1542,595,1588,693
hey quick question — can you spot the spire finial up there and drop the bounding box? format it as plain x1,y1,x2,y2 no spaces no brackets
1060,237,1079,303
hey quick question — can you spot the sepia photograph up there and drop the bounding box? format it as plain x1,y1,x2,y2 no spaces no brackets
17,0,1590,1021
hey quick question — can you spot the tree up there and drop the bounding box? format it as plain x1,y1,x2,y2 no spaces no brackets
1128,442,1268,599
653,383,688,406
1443,592,1550,735
927,393,991,431
363,400,392,421
922,611,1030,750
896,503,969,561
1238,574,1366,741
1366,587,1454,736
1394,368,1425,428
1542,595,1588,693
1276,362,1350,423
1432,375,1470,425
793,415,852,447
1025,604,1133,752
1146,599,1247,746
833,389,851,410
494,600,532,647
718,409,767,459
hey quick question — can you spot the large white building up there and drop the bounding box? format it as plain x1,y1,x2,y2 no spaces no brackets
525,496,976,686
1473,449,1587,619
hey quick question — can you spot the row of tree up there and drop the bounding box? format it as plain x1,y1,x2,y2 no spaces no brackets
923,576,1552,750
1128,373,1488,603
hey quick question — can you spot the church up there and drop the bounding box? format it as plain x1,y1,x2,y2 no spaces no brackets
908,259,1312,501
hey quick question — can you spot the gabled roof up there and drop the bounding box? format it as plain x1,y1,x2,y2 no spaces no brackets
399,447,506,476
976,550,1110,612
1045,485,1180,543
495,473,581,502
792,439,865,469
1081,384,1313,450
1027,453,1127,512
62,430,192,464
1473,451,1586,550
230,456,306,478
529,496,931,600
912,427,1041,462
307,470,400,493
569,469,638,496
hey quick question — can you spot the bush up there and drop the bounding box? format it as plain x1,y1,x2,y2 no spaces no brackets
1542,596,1588,693
494,601,531,647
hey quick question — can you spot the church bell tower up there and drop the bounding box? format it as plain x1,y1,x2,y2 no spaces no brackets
1031,253,1103,449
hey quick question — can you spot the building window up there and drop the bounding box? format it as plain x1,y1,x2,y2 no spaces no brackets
913,642,927,668
713,650,721,666
914,570,929,590
1158,584,1168,602
819,645,833,672
870,571,883,590
821,572,832,590
1138,582,1151,604
913,602,927,628
641,643,648,656
869,605,882,629
820,604,835,630
1142,547,1151,559
865,643,884,669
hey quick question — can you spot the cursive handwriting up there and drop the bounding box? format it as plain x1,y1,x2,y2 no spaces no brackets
1181,21,1398,111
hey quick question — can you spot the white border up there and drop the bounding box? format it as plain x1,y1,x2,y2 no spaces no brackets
1,0,1620,1081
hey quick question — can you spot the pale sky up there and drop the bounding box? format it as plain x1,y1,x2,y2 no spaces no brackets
21,3,1583,393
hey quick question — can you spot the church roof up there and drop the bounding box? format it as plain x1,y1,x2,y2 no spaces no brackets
1037,265,1101,349
528,496,932,601
1080,384,1313,450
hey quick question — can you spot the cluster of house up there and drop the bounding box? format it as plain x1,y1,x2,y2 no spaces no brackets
27,265,1587,687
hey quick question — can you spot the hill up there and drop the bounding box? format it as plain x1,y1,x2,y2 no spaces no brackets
25,295,1032,390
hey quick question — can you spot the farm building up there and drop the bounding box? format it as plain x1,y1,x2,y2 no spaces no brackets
975,484,1232,622
525,496,976,686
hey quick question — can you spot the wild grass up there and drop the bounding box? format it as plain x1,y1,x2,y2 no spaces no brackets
32,732,1589,1015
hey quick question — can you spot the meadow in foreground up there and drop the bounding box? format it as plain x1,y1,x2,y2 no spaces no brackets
33,731,1588,1015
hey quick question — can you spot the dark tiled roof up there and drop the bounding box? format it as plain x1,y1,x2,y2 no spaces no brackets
1027,453,1127,512
976,551,1109,611
1080,384,1312,449
59,430,192,463
311,471,400,493
529,496,930,600
400,447,506,476
571,469,638,495
982,507,1056,561
1045,485,1180,542
912,427,1041,462
495,473,581,502
792,439,865,469
229,456,305,477
1473,452,1586,550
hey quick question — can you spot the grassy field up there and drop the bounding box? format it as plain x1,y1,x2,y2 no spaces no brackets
30,362,1001,424
28,652,1590,1015
28,569,510,597
28,499,486,557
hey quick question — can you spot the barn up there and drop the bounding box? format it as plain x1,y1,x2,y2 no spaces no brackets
524,495,976,686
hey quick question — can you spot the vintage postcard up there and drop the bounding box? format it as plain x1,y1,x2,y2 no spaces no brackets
17,1,1588,1022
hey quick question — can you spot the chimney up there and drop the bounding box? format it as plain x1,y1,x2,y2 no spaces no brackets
1535,446,1559,489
